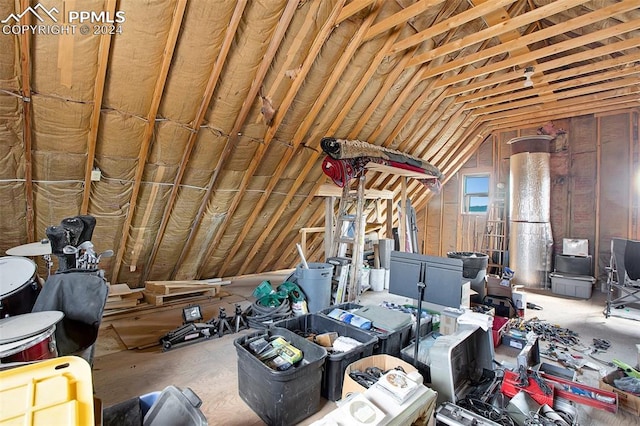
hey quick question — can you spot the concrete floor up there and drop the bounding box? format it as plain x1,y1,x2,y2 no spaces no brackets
93,271,640,425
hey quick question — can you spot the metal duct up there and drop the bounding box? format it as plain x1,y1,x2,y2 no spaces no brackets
509,135,553,222
509,222,553,288
508,135,554,288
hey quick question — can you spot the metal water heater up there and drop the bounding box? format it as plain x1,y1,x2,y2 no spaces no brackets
508,135,554,288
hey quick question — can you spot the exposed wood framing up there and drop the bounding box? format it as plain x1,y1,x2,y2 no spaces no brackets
143,0,248,282
19,0,33,242
472,77,640,116
485,92,640,128
111,0,187,283
210,0,353,278
430,16,640,88
413,1,638,73
444,36,640,97
192,0,301,278
81,0,116,214
457,52,640,105
363,0,447,42
337,0,376,23
389,0,517,56
404,0,590,64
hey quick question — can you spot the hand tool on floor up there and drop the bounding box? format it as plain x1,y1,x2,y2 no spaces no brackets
612,359,640,378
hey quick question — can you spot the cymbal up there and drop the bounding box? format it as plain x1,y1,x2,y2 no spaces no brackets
6,240,52,256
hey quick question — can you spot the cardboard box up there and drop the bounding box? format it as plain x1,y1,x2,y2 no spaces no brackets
486,275,513,298
599,369,640,416
562,238,589,257
342,354,421,400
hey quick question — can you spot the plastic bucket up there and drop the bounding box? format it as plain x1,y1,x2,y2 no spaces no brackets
295,263,334,313
370,269,385,292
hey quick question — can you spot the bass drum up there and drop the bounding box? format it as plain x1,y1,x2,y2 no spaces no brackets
0,256,41,317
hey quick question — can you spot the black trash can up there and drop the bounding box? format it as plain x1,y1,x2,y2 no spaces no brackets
447,252,489,302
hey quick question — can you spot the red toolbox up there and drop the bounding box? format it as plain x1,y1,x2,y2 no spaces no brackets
501,370,554,406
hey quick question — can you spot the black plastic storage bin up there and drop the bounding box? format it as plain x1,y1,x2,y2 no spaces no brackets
319,303,418,358
234,327,327,426
272,313,377,401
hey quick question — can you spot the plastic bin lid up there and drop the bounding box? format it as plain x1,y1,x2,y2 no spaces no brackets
0,356,94,426
143,385,207,426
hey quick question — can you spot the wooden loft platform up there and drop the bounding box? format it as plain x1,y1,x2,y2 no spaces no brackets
316,183,394,199
365,162,440,183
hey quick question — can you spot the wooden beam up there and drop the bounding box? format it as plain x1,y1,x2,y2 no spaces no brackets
82,0,116,214
430,16,640,88
456,51,640,105
326,30,402,136
480,86,640,121
412,1,638,72
472,75,640,116
389,0,516,55
18,0,34,242
487,97,640,130
111,0,187,283
363,0,446,42
143,0,248,282
405,0,589,65
213,0,356,278
347,46,420,139
444,36,640,96
337,0,375,23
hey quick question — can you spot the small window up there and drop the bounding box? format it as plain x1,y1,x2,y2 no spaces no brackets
463,174,490,214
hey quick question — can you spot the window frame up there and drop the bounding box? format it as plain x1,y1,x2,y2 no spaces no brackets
461,172,491,215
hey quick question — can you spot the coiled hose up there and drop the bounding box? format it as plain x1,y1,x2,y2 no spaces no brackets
245,298,292,329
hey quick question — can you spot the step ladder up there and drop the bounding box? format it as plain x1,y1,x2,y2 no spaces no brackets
330,176,366,304
481,183,508,274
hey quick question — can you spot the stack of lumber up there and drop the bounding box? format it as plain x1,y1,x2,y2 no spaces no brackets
105,284,143,310
142,278,230,306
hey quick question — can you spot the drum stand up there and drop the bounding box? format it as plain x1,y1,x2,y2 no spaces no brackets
43,254,53,278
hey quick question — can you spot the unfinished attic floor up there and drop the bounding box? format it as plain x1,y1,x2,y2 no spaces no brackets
93,271,640,425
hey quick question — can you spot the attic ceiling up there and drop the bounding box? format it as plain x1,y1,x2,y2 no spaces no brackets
0,0,638,286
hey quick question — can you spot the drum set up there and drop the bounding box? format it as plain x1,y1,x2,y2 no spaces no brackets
0,214,112,366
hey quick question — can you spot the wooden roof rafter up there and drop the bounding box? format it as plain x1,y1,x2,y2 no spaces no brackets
363,0,447,42
413,0,639,74
466,67,640,112
140,0,249,282
455,50,640,105
18,0,34,242
406,0,591,69
473,78,640,116
388,0,518,56
443,36,640,97
211,0,377,278
111,0,188,283
81,0,117,215
486,95,640,128
431,16,640,89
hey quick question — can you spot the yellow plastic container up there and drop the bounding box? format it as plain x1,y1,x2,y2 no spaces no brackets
0,356,94,425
